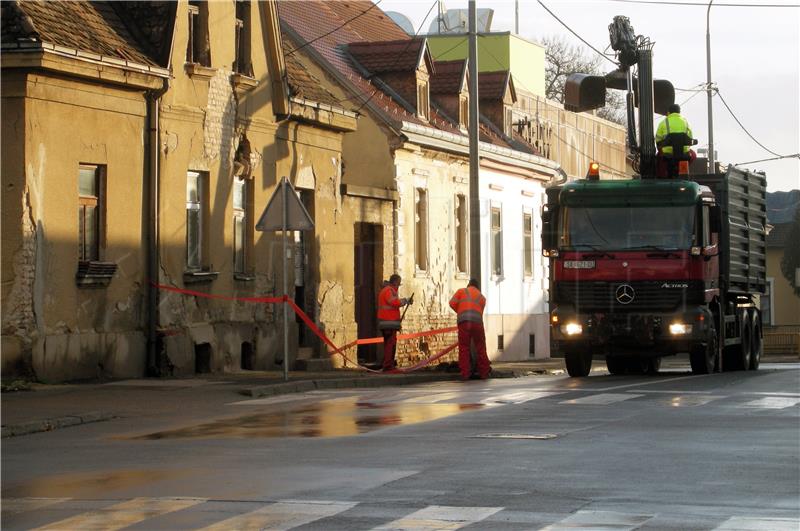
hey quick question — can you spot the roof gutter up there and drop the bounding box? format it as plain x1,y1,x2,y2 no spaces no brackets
400,120,563,178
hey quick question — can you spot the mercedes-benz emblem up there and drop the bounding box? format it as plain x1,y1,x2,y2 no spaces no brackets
615,284,635,305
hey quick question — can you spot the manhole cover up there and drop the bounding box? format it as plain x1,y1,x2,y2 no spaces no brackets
469,433,557,440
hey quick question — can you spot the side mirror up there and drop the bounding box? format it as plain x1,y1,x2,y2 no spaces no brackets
541,204,559,255
710,205,721,233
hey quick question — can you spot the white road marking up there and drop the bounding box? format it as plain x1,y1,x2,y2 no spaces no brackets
228,393,336,406
371,505,502,530
200,499,356,531
33,497,205,531
561,393,645,405
737,396,800,409
540,509,652,530
659,394,725,407
712,515,800,530
633,389,714,394
1,498,69,515
482,391,562,404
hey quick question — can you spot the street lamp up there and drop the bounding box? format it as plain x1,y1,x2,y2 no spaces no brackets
706,0,715,173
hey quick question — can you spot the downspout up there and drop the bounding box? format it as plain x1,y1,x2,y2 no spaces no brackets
146,81,168,376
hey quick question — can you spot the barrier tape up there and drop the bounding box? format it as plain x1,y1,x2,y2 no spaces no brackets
152,282,458,374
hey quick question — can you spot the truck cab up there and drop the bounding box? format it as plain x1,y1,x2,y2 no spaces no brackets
543,169,765,377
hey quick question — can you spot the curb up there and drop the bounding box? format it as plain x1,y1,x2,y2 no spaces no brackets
241,373,462,398
1,411,116,439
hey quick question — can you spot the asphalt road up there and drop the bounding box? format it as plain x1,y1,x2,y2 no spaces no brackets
3,363,799,530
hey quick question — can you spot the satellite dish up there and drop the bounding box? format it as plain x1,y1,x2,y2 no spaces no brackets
427,8,494,34
386,11,415,35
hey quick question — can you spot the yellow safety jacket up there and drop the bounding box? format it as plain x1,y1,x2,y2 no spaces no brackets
656,112,693,155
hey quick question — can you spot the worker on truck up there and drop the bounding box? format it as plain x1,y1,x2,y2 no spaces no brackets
656,104,696,177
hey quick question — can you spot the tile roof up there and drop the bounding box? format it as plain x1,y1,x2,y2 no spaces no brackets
479,71,510,101
431,60,466,94
767,222,795,248
1,0,159,67
279,0,539,156
348,39,425,73
282,33,345,108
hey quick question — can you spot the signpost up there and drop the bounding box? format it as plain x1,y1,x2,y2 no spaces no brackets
256,176,314,381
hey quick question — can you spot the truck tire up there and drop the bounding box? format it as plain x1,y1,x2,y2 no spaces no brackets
565,350,592,377
648,356,662,374
690,331,717,374
749,313,762,371
730,319,752,371
606,356,626,375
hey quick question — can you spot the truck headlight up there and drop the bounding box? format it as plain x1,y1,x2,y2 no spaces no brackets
669,323,693,335
562,322,583,336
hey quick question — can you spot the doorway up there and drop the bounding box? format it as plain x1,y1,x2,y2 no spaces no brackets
354,223,384,364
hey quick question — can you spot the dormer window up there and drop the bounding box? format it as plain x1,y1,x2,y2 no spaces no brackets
417,80,430,121
459,95,469,129
187,1,211,66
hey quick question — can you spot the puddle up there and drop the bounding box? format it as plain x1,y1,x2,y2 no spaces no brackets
127,397,484,440
2,469,191,498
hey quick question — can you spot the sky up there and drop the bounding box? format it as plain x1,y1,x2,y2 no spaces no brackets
375,0,800,192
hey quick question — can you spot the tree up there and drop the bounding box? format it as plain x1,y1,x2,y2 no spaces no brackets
780,206,800,297
542,35,625,125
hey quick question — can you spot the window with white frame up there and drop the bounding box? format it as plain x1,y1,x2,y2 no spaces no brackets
523,211,533,278
455,194,468,274
415,188,429,271
78,164,105,262
186,171,207,270
232,176,248,274
491,206,503,276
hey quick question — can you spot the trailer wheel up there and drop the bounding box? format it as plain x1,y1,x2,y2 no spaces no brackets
731,319,752,371
565,350,592,377
690,330,717,374
749,313,762,371
606,356,626,375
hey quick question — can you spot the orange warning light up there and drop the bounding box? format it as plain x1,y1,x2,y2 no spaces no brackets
587,162,600,180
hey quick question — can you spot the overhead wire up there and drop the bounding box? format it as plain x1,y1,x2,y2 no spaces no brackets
353,0,439,114
285,0,384,57
536,0,618,66
734,154,800,166
716,89,787,158
607,0,799,7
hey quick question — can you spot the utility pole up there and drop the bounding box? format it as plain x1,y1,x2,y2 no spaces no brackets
515,0,519,35
706,0,715,173
468,0,481,280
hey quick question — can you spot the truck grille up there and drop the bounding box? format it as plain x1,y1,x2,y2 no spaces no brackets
555,281,703,312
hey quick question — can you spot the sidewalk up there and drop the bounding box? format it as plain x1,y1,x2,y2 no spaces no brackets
2,353,796,439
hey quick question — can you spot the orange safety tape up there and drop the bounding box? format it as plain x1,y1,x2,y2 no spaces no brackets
152,281,459,374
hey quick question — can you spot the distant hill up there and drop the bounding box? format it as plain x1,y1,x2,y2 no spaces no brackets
766,190,799,224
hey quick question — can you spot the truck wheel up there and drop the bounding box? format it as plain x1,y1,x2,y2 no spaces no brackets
749,314,762,371
565,350,592,377
648,357,662,374
730,320,752,371
690,331,717,374
606,356,626,375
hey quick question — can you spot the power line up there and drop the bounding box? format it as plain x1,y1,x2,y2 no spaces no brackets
536,1,618,66
354,0,439,114
716,89,786,158
734,154,800,166
285,0,384,57
607,0,799,7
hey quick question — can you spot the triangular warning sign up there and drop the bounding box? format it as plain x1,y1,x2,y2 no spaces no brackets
256,177,314,231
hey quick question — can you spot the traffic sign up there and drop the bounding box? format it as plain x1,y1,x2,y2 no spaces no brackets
256,177,314,231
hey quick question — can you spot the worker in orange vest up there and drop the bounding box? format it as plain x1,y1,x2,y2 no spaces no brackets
377,273,412,371
449,278,491,380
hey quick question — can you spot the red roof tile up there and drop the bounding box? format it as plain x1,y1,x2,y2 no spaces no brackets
431,60,466,94
283,32,344,107
348,39,425,73
2,0,158,67
478,71,510,101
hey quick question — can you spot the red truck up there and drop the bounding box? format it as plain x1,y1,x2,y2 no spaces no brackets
542,168,767,377
544,16,767,377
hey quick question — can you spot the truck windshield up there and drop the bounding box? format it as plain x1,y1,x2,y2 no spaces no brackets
560,205,695,251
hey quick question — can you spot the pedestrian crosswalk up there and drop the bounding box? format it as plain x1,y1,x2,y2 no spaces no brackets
3,497,797,531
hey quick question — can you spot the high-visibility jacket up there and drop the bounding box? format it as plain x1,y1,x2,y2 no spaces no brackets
656,112,693,155
449,286,486,324
377,285,402,330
